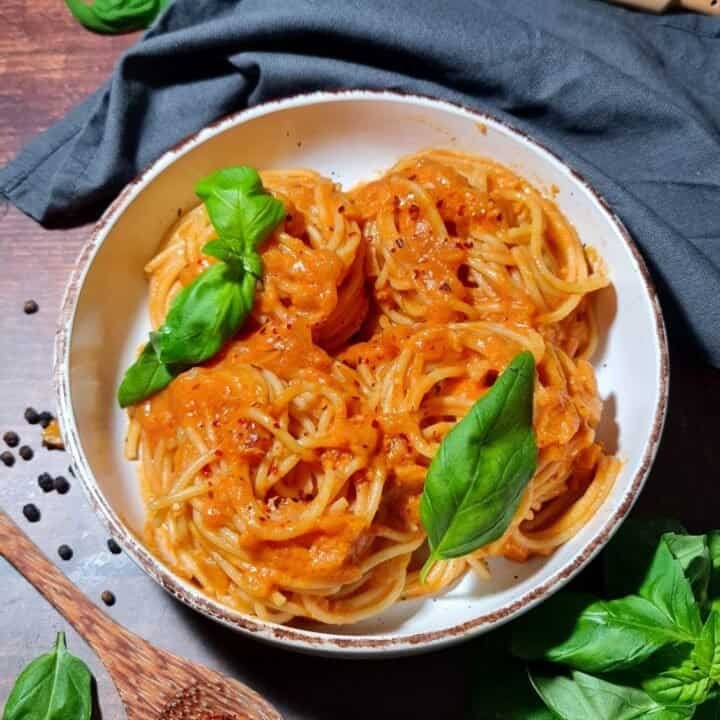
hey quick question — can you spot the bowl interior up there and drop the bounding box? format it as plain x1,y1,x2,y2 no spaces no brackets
63,93,665,651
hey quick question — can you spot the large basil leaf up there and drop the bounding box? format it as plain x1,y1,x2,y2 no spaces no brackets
118,342,177,408
604,517,687,598
511,592,695,673
643,655,712,707
64,0,168,34
639,537,703,640
195,166,285,263
694,611,720,681
665,533,712,610
529,670,695,720
419,351,537,578
151,263,256,365
2,632,92,720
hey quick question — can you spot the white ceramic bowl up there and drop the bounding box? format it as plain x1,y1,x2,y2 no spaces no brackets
55,91,668,657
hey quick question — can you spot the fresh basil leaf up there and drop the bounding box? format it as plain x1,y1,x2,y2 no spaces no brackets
64,0,168,34
420,351,537,578
2,632,92,720
195,166,285,257
707,533,720,604
665,534,712,610
469,654,558,719
529,669,695,720
201,241,263,279
151,262,256,365
694,611,720,681
118,342,176,408
643,655,711,707
640,536,703,641
604,517,687,598
512,591,695,673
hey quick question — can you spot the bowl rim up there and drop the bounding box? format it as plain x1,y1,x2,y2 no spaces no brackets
54,89,669,655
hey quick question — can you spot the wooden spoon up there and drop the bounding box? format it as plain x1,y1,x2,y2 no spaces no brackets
0,510,282,720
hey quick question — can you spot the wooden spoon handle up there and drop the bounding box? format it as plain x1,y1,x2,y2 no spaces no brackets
0,510,133,658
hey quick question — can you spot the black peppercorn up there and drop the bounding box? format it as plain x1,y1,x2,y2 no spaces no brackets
3,431,19,448
101,590,116,606
23,300,39,314
18,446,33,461
38,472,54,492
38,411,54,429
1,451,15,467
107,538,122,555
22,504,40,522
58,545,73,561
54,476,70,494
24,407,40,424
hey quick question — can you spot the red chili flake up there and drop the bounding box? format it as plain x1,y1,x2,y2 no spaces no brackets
436,199,444,209
338,205,345,214
408,204,420,220
214,449,224,457
395,237,404,248
439,281,451,293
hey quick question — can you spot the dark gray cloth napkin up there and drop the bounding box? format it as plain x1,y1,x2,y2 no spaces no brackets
1,0,719,364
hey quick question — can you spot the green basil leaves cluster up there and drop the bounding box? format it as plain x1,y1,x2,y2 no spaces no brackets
2,633,92,720
473,519,720,719
419,351,538,581
117,166,284,408
64,0,169,34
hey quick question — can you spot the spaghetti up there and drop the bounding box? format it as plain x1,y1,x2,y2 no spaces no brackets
125,152,620,625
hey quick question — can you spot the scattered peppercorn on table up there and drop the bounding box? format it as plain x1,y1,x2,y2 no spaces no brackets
1,2,719,719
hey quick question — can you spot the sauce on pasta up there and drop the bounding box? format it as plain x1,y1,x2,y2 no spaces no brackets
124,150,620,625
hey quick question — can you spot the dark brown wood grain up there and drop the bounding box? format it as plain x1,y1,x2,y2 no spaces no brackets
0,511,281,720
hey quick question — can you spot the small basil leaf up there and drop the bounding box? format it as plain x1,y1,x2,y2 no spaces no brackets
201,241,263,279
195,166,285,255
201,239,245,267
604,517,687,598
512,591,694,673
64,0,168,34
117,342,176,408
529,669,695,720
640,536,703,641
2,632,92,720
151,262,256,366
665,533,712,610
643,654,711,707
470,654,558,719
694,611,720,681
420,351,537,577
707,532,720,603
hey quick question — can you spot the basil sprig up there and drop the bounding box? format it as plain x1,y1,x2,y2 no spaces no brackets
64,0,169,34
2,632,92,720
118,166,284,408
475,518,720,720
419,350,538,580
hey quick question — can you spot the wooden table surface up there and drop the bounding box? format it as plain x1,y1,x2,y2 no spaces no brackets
1,3,719,719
